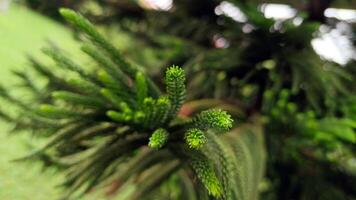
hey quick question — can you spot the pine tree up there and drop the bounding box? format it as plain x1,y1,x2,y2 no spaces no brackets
3,0,356,199
0,8,266,200
85,1,355,199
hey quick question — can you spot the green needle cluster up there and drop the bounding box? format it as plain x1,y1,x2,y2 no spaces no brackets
0,8,237,200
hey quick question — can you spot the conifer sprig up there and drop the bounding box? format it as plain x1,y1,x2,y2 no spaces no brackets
166,66,186,117
59,8,136,77
190,154,223,197
185,128,206,149
192,109,234,132
149,128,169,149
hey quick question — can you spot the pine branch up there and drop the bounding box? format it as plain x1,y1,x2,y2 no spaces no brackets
0,8,239,200
59,8,137,77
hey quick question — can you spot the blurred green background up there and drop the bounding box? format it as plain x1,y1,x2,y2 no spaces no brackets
0,4,101,199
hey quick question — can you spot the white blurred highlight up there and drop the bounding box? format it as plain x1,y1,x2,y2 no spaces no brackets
260,3,296,19
215,1,247,23
325,8,356,23
312,24,356,65
139,0,173,11
0,0,10,12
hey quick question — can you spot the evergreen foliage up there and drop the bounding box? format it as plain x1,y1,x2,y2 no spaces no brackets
185,128,206,149
3,0,356,199
0,8,267,200
149,128,169,149
190,154,223,197
192,109,234,132
165,65,186,117
87,1,355,199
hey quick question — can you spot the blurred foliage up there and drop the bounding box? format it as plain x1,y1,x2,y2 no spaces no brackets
0,5,107,199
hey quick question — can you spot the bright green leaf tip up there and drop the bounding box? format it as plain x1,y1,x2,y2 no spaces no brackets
143,97,155,105
165,66,185,82
165,66,186,117
157,96,170,105
106,110,131,122
195,109,234,132
185,128,206,149
39,104,54,112
106,110,120,120
212,109,234,131
59,8,76,20
191,158,223,197
148,128,169,149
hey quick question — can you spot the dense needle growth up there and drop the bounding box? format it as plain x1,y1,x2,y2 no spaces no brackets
0,8,266,200
2,0,356,199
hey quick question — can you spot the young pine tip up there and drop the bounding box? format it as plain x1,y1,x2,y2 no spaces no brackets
185,128,206,149
148,128,169,149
